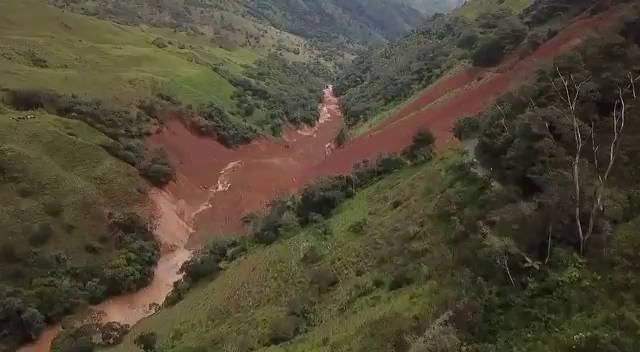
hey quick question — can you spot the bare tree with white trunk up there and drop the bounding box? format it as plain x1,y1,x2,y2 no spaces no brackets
553,68,637,254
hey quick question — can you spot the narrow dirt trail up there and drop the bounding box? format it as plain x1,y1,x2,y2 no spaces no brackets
19,6,621,351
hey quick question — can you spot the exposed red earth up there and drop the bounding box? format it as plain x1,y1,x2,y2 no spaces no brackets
311,8,620,176
19,6,621,352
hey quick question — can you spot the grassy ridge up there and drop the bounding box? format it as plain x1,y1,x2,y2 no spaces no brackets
0,108,144,270
455,0,532,18
0,0,252,108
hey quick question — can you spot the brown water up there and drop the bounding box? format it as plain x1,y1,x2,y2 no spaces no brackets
18,87,342,352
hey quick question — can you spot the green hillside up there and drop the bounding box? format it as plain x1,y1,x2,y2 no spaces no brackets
0,0,242,107
0,105,161,351
79,2,640,352
49,0,429,53
95,152,467,352
455,0,532,18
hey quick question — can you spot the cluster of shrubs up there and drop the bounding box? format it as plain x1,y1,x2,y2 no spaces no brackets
2,89,176,187
164,238,247,306
189,102,259,147
235,54,330,133
470,9,527,67
0,213,159,351
51,321,130,352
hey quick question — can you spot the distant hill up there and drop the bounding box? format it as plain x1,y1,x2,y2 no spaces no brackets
48,0,429,51
403,0,467,14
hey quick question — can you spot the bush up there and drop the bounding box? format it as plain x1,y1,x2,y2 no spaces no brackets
249,198,298,245
0,243,20,263
269,315,302,345
99,322,130,346
335,126,349,147
194,103,259,147
472,37,506,67
43,200,64,217
309,267,339,293
134,332,158,352
457,32,479,49
403,129,435,162
179,241,226,282
140,149,175,187
453,117,481,141
28,223,54,246
151,37,168,48
51,325,96,352
297,176,353,224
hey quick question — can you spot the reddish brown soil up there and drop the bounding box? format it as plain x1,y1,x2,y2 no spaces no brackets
148,87,344,244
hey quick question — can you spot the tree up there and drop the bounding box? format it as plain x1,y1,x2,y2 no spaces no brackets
140,149,175,187
134,332,157,352
453,117,480,141
553,68,635,254
404,129,435,162
20,308,45,340
472,37,506,67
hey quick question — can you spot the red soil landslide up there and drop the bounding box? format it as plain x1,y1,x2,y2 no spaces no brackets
147,87,344,243
18,6,622,352
311,7,621,177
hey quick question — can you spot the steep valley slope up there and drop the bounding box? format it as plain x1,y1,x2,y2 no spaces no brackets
4,0,640,352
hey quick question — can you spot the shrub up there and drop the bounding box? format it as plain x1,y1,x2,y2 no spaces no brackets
0,243,20,263
43,200,64,217
457,32,479,49
297,176,353,224
51,325,96,352
250,198,298,244
301,245,322,265
335,126,349,147
151,37,168,48
99,322,130,346
269,315,302,345
134,332,158,352
84,242,103,254
403,129,435,162
472,37,506,67
309,267,339,293
20,308,45,340
453,117,481,141
28,223,54,246
179,242,224,282
622,17,640,46
194,103,259,147
348,218,368,235
140,149,175,187
388,269,415,291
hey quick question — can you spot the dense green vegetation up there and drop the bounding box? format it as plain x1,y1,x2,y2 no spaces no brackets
0,91,168,351
49,0,431,53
